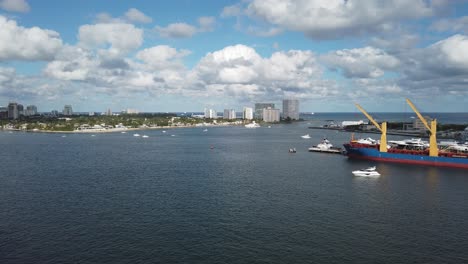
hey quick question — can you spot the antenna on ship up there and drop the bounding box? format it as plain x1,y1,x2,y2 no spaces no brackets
405,98,438,157
355,104,388,152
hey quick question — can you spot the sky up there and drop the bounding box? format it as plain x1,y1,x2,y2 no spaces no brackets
1,0,468,113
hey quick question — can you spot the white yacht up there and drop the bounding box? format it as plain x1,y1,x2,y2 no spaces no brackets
133,133,140,137
245,121,260,128
352,166,380,177
308,139,343,154
142,135,149,138
301,134,311,139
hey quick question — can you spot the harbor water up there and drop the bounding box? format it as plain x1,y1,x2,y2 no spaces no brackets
1,121,468,263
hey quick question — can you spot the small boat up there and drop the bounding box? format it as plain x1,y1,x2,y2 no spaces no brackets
203,129,208,132
171,134,175,137
133,133,140,137
121,131,127,134
352,166,380,177
289,148,297,153
61,135,66,138
142,135,149,138
301,134,311,139
308,139,343,154
162,130,167,133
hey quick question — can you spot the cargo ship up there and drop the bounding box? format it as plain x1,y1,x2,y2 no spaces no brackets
343,99,468,169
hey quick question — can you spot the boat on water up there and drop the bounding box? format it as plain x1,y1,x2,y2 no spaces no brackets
203,129,208,132
142,135,149,138
245,121,260,128
289,148,297,153
309,138,343,154
344,99,468,169
133,134,140,137
301,134,311,139
352,166,380,177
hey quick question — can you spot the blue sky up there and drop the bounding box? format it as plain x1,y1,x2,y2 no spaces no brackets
1,0,468,113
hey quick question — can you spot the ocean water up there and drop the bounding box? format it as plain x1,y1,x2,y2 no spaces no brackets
1,121,468,263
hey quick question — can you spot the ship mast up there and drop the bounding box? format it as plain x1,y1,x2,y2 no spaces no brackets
355,104,387,152
405,98,438,157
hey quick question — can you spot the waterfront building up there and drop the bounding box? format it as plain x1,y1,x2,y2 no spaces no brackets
255,103,275,119
63,105,73,116
223,109,236,120
25,105,38,116
413,116,431,131
0,106,7,119
204,108,217,119
8,102,19,119
263,107,280,122
243,107,253,120
106,108,112,116
282,99,299,120
17,104,24,116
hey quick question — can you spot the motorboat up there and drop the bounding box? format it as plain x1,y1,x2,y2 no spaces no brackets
133,133,140,137
289,148,297,153
308,138,343,154
245,121,260,128
301,134,311,139
203,129,208,132
352,166,380,177
142,135,149,138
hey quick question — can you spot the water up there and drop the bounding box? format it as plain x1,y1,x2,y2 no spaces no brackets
1,122,468,263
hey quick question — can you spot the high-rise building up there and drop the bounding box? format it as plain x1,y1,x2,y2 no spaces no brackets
223,109,236,120
8,102,19,119
25,105,38,116
263,107,280,122
283,99,299,120
51,110,59,116
63,105,73,116
255,103,275,119
204,108,217,119
243,107,253,120
0,106,8,119
106,108,112,116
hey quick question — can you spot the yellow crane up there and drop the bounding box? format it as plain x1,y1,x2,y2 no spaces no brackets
355,104,387,152
405,98,438,157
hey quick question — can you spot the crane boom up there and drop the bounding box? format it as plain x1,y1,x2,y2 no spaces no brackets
354,103,387,152
405,98,438,157
405,98,431,132
355,104,382,132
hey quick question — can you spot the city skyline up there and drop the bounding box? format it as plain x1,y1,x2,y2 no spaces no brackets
1,1,468,112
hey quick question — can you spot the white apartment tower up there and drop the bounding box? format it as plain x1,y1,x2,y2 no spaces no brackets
223,109,236,120
263,107,280,122
243,107,253,120
204,108,217,119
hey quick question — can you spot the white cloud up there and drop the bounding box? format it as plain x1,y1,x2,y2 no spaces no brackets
44,46,97,81
78,23,143,56
0,16,62,61
155,23,197,38
245,0,442,39
0,0,30,13
247,26,282,37
221,5,242,18
124,8,152,24
136,45,190,69
198,16,216,32
430,16,468,33
321,46,400,78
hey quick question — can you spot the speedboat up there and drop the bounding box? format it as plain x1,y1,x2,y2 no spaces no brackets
301,134,311,139
203,129,208,132
133,133,140,137
352,166,380,177
142,135,149,138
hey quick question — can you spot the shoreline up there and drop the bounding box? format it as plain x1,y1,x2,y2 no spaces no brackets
1,123,241,134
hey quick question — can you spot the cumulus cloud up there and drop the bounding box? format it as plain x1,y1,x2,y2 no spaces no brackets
78,23,143,56
221,4,242,18
136,45,190,69
124,8,152,24
95,8,152,24
0,0,30,13
0,16,62,61
321,47,399,78
430,16,468,33
155,23,197,38
156,17,217,38
245,0,442,39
